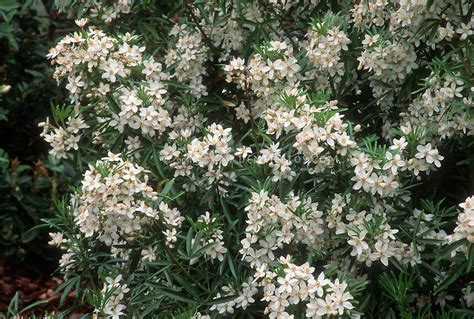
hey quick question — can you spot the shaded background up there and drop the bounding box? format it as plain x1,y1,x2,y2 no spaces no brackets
0,0,79,314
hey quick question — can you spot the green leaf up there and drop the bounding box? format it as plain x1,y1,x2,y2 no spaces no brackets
163,80,189,90
54,276,80,305
160,178,176,198
129,248,141,274
467,244,474,272
151,146,166,179
453,308,474,316
220,196,236,232
140,297,164,318
19,300,49,313
0,0,19,12
227,253,238,280
185,227,193,256
435,239,468,263
21,228,39,243
435,262,467,293
7,291,19,316
0,107,8,121
155,286,196,303
172,274,199,299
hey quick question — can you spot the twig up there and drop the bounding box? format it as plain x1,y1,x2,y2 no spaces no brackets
185,2,219,53
242,74,260,151
258,0,298,50
164,245,211,293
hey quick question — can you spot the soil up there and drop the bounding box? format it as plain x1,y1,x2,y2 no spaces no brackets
0,258,88,318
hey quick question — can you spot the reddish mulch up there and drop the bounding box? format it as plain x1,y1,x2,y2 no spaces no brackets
0,258,88,317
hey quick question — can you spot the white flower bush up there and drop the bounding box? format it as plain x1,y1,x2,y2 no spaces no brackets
42,0,473,317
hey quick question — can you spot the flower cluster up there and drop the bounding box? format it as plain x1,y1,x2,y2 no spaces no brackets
358,36,418,106
451,196,474,244
196,2,262,61
303,24,350,81
401,72,473,140
43,27,173,158
160,123,236,194
240,191,325,266
39,115,89,159
224,41,301,118
194,212,227,262
101,275,130,318
350,140,444,198
73,152,158,246
158,202,185,248
165,25,209,98
56,0,132,23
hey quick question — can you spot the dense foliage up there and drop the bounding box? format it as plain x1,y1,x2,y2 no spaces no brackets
37,0,474,318
0,0,74,265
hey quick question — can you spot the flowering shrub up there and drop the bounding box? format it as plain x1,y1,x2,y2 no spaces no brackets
41,0,473,317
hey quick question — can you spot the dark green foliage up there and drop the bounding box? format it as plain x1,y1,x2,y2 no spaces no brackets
0,1,74,263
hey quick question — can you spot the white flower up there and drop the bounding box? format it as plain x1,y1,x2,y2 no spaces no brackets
65,75,85,94
373,241,390,266
48,232,66,247
163,228,178,248
235,146,253,160
308,272,330,297
463,285,474,307
315,295,337,316
456,22,473,40
306,298,322,318
330,291,354,315
415,143,444,168
74,18,88,27
389,137,407,151
348,230,369,256
100,59,125,82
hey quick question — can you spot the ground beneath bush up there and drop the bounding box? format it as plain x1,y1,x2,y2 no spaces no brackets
0,258,88,317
